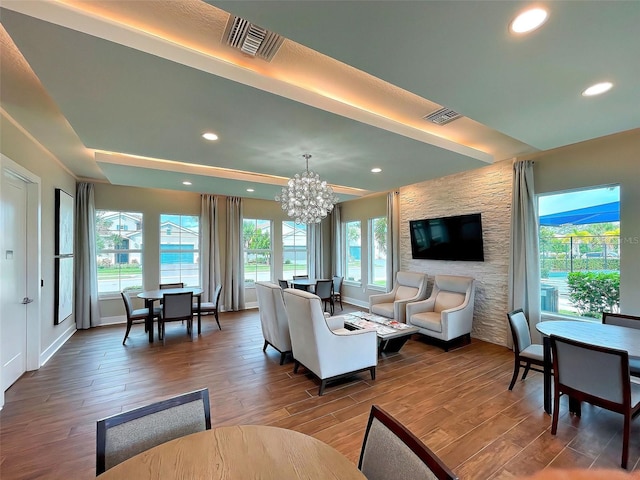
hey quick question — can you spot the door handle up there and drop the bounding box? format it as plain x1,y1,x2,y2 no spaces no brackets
21,297,34,304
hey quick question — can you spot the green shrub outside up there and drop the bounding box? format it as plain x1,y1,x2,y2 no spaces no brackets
567,271,620,318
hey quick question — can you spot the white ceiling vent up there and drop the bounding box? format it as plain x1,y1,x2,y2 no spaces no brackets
423,107,463,125
224,16,284,61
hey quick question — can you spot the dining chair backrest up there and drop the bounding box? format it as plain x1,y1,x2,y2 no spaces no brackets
359,405,458,480
293,275,309,280
120,291,139,319
551,335,628,406
96,388,211,475
278,279,289,289
332,275,343,294
507,309,533,354
315,279,333,300
162,292,193,320
160,282,185,289
602,312,640,330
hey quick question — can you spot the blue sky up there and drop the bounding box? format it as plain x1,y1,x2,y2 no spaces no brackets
538,186,619,216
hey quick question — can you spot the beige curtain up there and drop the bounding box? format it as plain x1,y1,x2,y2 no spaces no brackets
308,220,328,279
331,205,342,277
224,196,245,311
75,182,100,329
508,160,541,344
200,194,221,303
386,191,400,292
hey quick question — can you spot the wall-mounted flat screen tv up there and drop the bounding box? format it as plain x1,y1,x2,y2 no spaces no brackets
409,213,484,261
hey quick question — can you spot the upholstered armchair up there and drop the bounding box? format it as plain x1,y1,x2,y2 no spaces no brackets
283,288,378,396
255,281,292,365
369,271,428,323
406,275,475,351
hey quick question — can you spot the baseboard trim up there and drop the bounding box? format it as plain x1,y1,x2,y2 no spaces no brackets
40,324,76,367
98,315,126,327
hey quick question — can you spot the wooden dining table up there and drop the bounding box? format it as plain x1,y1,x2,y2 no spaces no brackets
137,287,203,343
97,425,366,479
536,320,640,414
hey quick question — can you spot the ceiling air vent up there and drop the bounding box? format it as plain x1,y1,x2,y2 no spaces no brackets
423,107,463,125
224,16,284,61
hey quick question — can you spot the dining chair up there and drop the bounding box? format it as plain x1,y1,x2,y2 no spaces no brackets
120,291,159,345
96,388,211,475
278,279,289,289
159,291,194,343
194,284,222,330
550,335,640,469
359,405,458,480
292,275,310,291
602,312,640,377
506,309,546,390
160,282,185,289
315,279,334,315
332,275,343,311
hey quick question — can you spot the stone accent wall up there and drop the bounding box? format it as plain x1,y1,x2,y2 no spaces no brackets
400,159,512,346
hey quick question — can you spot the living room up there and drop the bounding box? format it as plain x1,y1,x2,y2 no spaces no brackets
1,1,640,478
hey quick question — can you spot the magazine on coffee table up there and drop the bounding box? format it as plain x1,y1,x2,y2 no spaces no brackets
350,311,412,329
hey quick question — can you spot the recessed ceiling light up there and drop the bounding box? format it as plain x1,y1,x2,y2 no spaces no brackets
510,7,548,34
202,132,219,141
371,168,382,173
246,188,255,192
182,181,192,186
582,82,613,97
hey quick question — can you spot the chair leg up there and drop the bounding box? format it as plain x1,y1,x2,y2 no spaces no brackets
263,340,268,352
122,320,133,345
508,360,520,390
622,413,630,469
370,366,376,380
215,311,221,330
279,352,287,365
293,360,300,374
521,363,531,381
330,299,334,316
339,295,343,310
551,389,560,435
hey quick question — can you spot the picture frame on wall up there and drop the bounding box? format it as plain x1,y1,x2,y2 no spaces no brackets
54,188,74,325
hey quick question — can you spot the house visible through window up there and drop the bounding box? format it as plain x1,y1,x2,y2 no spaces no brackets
282,221,307,280
96,210,143,294
160,214,199,287
344,220,362,284
369,217,387,289
243,218,272,287
538,185,620,318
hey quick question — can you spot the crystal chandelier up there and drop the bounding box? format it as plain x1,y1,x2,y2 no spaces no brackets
275,153,339,224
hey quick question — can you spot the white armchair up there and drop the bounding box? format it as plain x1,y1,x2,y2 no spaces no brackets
406,275,475,351
283,288,378,396
255,281,292,365
369,271,428,323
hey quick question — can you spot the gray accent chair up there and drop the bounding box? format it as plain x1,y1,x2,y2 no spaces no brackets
96,388,211,475
602,312,640,377
255,281,292,365
283,288,377,396
406,275,475,351
550,335,640,469
507,309,546,390
369,271,428,323
359,405,458,480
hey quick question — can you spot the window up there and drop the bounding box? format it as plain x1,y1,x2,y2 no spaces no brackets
369,217,387,288
96,210,143,294
538,185,620,318
243,218,272,287
160,214,199,287
282,221,307,280
344,220,362,284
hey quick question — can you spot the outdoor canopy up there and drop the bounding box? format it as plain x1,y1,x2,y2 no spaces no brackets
539,201,620,226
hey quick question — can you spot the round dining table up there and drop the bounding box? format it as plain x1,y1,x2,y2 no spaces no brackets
97,425,366,479
138,287,203,343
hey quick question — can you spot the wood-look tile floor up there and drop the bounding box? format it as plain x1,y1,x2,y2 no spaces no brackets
1,306,639,479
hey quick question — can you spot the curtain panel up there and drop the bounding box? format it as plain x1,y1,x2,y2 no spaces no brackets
224,196,245,311
507,160,541,344
200,194,221,303
74,182,100,329
331,205,342,277
386,191,400,292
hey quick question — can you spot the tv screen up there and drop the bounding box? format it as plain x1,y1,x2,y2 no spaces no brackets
409,213,484,261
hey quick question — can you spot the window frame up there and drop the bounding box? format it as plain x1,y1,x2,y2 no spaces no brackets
282,221,308,280
96,210,144,296
243,218,273,288
343,220,362,286
159,214,200,287
368,216,387,291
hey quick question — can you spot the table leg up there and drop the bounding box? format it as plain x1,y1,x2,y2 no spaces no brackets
146,299,155,343
197,295,202,335
543,336,551,415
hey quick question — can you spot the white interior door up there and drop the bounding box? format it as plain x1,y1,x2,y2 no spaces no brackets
1,171,28,391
